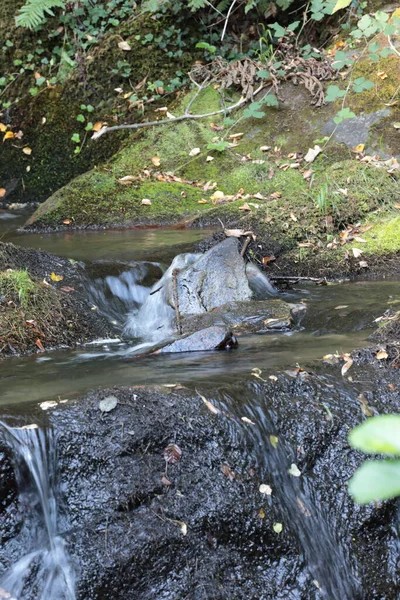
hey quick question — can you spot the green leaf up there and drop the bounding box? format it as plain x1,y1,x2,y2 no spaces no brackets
257,69,271,79
195,41,217,54
349,414,400,455
331,0,352,14
71,133,80,143
76,114,85,123
325,84,346,102
333,107,356,124
29,87,39,96
85,122,93,131
16,0,65,29
260,94,279,107
269,22,287,38
349,459,400,503
86,105,94,113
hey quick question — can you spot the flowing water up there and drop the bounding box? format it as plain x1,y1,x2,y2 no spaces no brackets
0,421,75,600
1,221,399,599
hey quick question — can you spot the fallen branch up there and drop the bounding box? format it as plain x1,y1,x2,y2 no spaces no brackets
269,275,328,283
92,82,268,140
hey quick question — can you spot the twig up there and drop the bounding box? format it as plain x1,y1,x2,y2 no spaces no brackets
221,0,238,42
269,275,328,283
388,35,400,58
92,83,267,140
184,77,211,115
240,235,252,257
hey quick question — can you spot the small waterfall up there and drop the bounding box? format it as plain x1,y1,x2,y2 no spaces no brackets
124,252,201,342
0,421,75,600
245,263,278,297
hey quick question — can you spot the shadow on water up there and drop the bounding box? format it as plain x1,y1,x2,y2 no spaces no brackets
0,421,75,600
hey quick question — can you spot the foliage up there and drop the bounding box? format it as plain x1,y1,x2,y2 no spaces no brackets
15,0,65,29
348,415,400,504
0,269,36,307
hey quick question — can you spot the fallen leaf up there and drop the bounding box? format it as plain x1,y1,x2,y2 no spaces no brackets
162,475,172,486
388,383,396,391
303,169,313,179
180,521,187,536
377,71,388,80
229,132,244,139
395,203,400,210
393,122,400,129
351,143,365,153
269,374,278,381
151,156,161,167
196,389,220,414
3,131,14,141
359,260,369,268
141,198,152,205
259,507,266,519
164,443,182,464
224,228,255,239
117,175,136,184
118,40,131,51
62,218,72,225
241,416,255,425
206,155,214,162
0,188,6,198
376,349,388,360
99,395,118,412
22,146,32,155
93,121,104,132
239,202,251,211
259,484,272,495
210,190,225,202
39,400,58,411
221,464,236,481
290,213,298,222
262,255,276,264
273,522,283,534
352,248,363,258
189,147,201,157
35,338,45,351
41,117,46,125
269,435,279,448
198,199,208,204
0,123,7,132
341,357,353,376
50,272,64,282
14,130,23,140
288,463,301,477
260,145,271,152
304,145,322,163
334,305,349,310
270,191,281,199
60,286,75,293
353,236,367,243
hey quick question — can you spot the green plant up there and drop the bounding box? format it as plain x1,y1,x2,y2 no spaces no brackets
16,0,65,29
348,415,400,504
0,270,36,307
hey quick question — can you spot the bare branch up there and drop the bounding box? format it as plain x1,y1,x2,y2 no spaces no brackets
184,77,211,116
92,83,268,140
388,35,400,58
221,0,238,42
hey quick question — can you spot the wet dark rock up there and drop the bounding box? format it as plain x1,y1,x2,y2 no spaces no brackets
155,326,238,353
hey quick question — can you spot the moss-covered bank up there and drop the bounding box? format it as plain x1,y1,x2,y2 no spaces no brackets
0,241,111,356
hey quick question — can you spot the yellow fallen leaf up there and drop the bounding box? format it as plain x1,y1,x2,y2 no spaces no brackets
197,390,220,415
151,156,161,167
117,175,136,185
0,188,6,198
351,143,365,153
341,358,353,376
197,199,208,204
22,147,32,155
210,190,225,202
50,272,64,282
290,213,298,222
141,198,152,205
377,71,388,80
273,522,283,534
0,123,7,132
376,349,388,360
3,131,14,141
93,121,104,132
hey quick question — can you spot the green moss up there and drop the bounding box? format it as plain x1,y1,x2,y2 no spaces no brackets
352,214,400,255
347,53,400,113
0,269,36,308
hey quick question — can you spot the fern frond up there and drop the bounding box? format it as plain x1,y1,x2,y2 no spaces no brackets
15,0,65,29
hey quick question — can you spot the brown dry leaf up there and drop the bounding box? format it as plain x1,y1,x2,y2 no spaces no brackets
3,131,14,141
270,191,281,199
252,192,265,200
221,464,236,481
259,507,266,519
303,169,313,179
0,123,7,132
394,203,400,209
163,443,182,464
341,358,353,376
151,156,161,167
354,236,367,243
0,188,6,198
262,255,276,264
141,198,152,205
118,175,136,185
93,121,104,132
35,338,45,352
376,349,388,360
260,145,271,152
224,228,255,239
239,202,251,211
198,199,208,204
14,130,23,139
62,218,72,225
189,147,201,157
161,475,172,486
60,286,75,293
359,260,369,268
118,40,131,51
22,146,32,155
210,190,225,202
50,272,64,282
209,122,224,131
229,132,244,139
290,213,298,222
377,71,388,80
388,383,396,391
352,248,363,258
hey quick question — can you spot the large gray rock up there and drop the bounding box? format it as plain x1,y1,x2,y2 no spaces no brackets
175,237,252,315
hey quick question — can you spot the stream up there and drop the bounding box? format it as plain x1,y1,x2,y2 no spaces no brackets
1,217,399,600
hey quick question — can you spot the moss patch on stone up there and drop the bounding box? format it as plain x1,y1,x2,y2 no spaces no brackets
351,214,400,255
